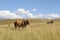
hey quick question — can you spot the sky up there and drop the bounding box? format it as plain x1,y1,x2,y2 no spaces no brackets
0,0,60,19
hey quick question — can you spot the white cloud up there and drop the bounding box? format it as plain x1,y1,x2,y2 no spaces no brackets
38,14,45,18
0,10,22,19
0,9,60,19
15,8,33,18
32,9,36,11
47,13,60,19
16,8,32,15
29,14,45,18
29,13,60,19
17,8,27,14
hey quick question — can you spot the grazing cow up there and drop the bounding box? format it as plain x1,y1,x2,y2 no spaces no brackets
14,19,30,29
14,20,23,29
47,20,54,24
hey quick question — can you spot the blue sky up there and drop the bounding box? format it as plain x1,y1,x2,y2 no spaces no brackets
0,0,60,19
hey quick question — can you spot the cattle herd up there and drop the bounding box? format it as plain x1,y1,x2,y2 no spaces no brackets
14,19,30,29
13,19,54,29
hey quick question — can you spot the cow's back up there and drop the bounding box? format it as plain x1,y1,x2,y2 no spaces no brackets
16,20,22,24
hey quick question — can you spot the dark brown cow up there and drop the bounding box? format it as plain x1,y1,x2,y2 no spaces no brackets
47,20,54,24
24,20,30,25
14,19,30,29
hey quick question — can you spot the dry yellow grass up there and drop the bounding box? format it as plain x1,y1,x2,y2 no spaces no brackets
0,19,60,40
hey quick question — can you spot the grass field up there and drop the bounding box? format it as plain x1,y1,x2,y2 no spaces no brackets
0,19,60,40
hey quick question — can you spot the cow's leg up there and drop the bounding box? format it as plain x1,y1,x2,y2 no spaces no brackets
14,22,17,29
14,24,17,29
22,24,27,29
21,23,25,29
18,25,21,28
21,24,23,29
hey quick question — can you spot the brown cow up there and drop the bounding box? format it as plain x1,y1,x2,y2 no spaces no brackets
14,20,23,29
14,19,30,29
